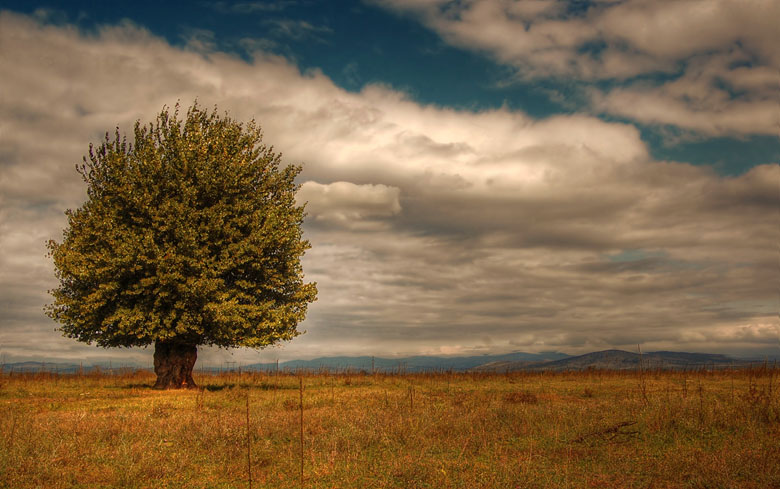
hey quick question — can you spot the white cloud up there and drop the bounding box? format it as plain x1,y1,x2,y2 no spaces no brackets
591,49,780,136
0,11,777,363
597,0,780,64
297,181,401,228
376,0,780,76
590,90,780,137
372,0,780,136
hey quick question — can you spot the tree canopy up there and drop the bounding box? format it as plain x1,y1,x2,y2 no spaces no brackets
46,102,317,385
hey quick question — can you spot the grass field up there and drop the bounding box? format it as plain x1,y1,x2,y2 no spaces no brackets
1,367,778,488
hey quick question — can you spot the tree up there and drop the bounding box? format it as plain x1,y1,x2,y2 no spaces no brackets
46,102,317,389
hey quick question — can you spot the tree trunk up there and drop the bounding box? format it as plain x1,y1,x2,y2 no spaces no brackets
153,340,197,389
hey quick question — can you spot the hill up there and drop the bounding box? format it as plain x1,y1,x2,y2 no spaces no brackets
244,351,570,373
3,361,88,374
5,349,760,375
471,349,747,372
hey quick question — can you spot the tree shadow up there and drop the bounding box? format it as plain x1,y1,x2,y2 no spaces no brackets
120,383,204,390
118,381,294,391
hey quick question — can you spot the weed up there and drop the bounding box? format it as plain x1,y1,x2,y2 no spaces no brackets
581,388,594,398
503,390,538,404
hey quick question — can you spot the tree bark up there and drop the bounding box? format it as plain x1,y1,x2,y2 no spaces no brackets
153,340,197,389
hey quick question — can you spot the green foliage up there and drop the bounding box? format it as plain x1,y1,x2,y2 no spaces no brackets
46,102,317,349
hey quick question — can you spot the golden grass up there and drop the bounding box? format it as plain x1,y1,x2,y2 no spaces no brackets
1,367,778,488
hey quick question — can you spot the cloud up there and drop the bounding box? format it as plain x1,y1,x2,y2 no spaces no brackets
372,0,780,136
297,181,401,228
263,18,333,42
590,50,780,136
375,0,780,77
597,0,779,64
0,11,777,363
208,1,297,14
180,27,218,53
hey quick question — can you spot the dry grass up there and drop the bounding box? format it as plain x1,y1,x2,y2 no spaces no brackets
1,367,778,488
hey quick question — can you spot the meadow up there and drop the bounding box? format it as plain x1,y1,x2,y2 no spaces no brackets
1,366,778,488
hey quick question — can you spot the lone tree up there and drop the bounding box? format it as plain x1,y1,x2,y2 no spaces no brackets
46,102,317,388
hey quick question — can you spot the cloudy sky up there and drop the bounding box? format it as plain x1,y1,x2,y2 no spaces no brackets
1,0,778,366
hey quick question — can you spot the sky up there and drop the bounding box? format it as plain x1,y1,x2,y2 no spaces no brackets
0,0,778,367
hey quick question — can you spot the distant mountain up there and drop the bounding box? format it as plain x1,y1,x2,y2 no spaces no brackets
6,354,568,375
3,361,85,373
4,349,759,375
471,349,747,372
244,351,570,373
2,362,139,374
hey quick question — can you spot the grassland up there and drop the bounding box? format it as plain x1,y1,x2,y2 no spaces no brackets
1,367,778,488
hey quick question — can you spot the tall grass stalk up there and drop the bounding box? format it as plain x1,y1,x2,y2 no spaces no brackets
299,376,304,487
637,344,649,405
246,392,252,489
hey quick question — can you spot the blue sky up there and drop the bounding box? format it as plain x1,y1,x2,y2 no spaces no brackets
1,1,778,366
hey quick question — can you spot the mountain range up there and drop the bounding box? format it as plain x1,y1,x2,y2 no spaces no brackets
471,349,752,372
3,349,768,374
243,351,569,373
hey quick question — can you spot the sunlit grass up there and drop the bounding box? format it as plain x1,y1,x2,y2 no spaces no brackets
1,367,778,488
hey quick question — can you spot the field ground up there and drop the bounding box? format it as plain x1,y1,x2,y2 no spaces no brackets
1,367,778,488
